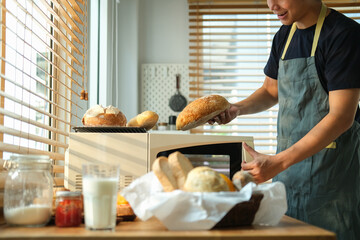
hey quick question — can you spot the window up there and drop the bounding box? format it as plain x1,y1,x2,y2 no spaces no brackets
188,0,360,155
0,0,88,186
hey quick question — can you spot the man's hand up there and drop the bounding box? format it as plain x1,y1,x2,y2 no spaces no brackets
208,104,240,125
241,143,287,183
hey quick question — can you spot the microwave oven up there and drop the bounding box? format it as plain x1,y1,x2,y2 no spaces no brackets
64,128,254,192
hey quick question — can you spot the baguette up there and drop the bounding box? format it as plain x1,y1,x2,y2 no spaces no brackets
152,156,178,192
168,152,193,190
176,95,230,131
126,111,159,130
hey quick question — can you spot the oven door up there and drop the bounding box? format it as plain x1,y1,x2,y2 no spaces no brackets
157,142,242,179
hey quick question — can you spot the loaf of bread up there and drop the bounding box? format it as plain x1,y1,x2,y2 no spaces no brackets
168,152,193,190
176,95,230,131
152,152,232,193
117,204,136,221
232,170,254,189
82,105,127,127
117,194,136,221
184,166,229,192
152,156,178,192
126,111,159,130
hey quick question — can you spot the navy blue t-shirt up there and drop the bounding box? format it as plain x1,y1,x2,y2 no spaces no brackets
264,9,360,123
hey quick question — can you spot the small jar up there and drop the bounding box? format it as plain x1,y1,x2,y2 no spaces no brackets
168,115,177,131
55,191,82,227
4,154,53,227
158,122,168,131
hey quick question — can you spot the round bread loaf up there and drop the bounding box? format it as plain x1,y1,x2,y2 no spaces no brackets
176,95,230,131
184,166,229,192
126,111,159,130
82,105,127,127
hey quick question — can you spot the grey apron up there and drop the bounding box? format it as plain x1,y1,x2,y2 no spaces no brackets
273,4,360,240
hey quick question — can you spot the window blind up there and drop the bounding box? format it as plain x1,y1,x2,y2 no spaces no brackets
188,0,360,155
0,0,88,186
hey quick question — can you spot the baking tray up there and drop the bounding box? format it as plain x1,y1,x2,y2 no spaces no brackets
73,127,147,133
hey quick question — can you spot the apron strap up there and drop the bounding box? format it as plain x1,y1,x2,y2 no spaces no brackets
311,3,327,57
281,23,297,60
281,3,327,60
326,141,336,149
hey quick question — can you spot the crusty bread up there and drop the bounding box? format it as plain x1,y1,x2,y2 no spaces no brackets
184,166,229,192
168,152,193,190
83,113,127,127
117,204,135,216
126,111,159,130
82,105,127,127
176,95,230,131
232,170,254,189
152,156,178,192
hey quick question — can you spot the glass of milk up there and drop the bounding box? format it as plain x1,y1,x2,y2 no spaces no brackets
82,164,120,231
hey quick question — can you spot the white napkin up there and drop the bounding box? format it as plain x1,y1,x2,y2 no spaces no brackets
121,172,287,230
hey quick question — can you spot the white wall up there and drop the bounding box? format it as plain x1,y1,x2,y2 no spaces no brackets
116,0,189,118
90,0,189,118
115,0,140,118
137,0,189,117
137,0,189,119
138,0,189,64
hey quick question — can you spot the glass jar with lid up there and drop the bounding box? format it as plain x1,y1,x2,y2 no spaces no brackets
158,122,168,131
168,115,177,131
4,154,53,227
55,191,82,227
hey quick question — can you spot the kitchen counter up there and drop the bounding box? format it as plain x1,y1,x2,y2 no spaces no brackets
0,215,336,240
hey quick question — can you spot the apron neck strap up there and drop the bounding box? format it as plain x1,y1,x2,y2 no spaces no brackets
281,3,327,60
311,3,327,56
281,23,297,60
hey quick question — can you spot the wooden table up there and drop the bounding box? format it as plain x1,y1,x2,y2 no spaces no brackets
0,216,336,240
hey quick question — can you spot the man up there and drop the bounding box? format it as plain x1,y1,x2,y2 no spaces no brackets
210,1,360,239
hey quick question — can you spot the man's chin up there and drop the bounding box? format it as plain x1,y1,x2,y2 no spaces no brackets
280,20,295,26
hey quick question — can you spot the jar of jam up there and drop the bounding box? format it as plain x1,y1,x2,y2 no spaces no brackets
55,191,82,227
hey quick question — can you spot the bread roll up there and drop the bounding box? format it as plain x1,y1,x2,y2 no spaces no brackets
168,152,193,190
232,170,254,189
152,156,178,192
117,204,135,218
126,111,159,130
184,166,229,192
176,95,230,131
82,105,127,127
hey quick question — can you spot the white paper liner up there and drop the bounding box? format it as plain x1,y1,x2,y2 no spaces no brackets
121,172,287,230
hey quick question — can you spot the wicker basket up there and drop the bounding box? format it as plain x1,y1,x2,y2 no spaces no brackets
213,193,264,229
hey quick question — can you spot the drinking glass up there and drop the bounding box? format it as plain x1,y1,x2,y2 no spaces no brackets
82,164,120,231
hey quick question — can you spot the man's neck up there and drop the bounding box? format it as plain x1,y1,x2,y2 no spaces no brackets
296,2,323,29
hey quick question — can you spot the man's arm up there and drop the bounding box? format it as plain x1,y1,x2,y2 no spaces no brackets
210,75,279,124
242,88,360,183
